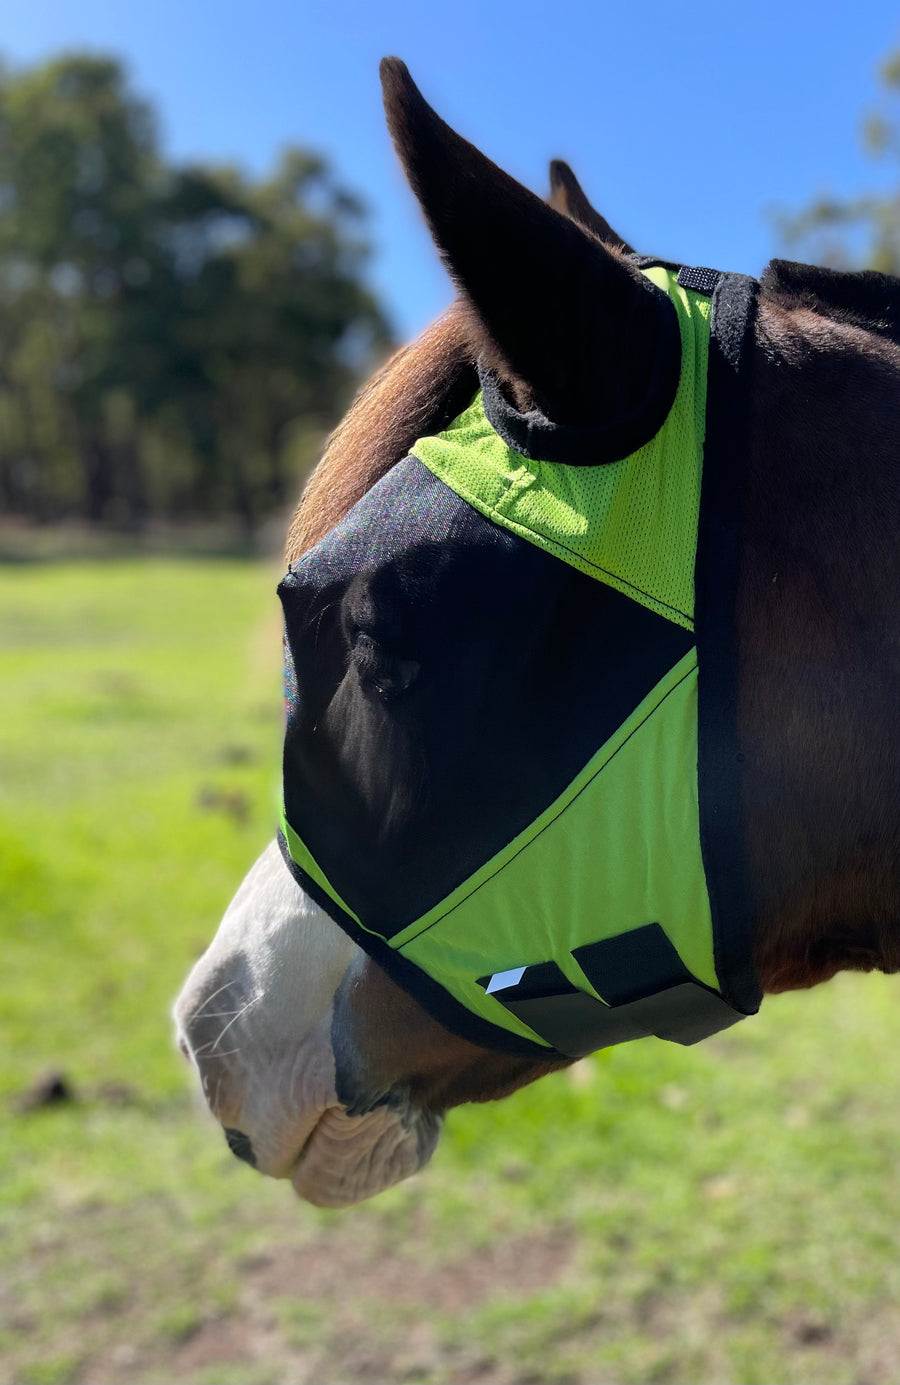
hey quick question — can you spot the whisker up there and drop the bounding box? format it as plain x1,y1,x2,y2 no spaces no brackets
304,598,338,640
188,980,239,1023
210,993,262,1052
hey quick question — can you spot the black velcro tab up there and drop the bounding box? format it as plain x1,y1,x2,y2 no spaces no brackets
677,265,722,296
573,923,692,1006
483,979,741,1058
478,925,745,1057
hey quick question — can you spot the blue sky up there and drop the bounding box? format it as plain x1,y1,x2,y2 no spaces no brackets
6,1,900,340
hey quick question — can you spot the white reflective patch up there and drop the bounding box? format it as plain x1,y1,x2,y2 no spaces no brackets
486,966,526,995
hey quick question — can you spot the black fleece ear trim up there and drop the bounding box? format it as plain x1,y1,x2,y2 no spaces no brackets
479,271,682,466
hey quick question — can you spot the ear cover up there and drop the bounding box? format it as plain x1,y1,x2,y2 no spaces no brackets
379,57,679,427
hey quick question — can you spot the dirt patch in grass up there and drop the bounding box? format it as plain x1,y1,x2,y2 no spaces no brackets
242,1225,576,1311
68,1224,577,1385
46,1214,900,1385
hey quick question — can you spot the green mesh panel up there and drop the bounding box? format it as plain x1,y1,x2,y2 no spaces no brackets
412,267,710,632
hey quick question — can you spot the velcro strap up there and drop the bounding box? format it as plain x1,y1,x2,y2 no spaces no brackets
677,265,722,296
479,923,745,1058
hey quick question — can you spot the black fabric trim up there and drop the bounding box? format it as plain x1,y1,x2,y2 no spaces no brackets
276,830,565,1061
695,273,764,1016
478,270,682,467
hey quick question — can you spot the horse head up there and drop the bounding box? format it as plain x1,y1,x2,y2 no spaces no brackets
175,61,900,1206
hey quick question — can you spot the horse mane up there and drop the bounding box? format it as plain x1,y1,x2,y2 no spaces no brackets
761,260,900,342
285,302,478,565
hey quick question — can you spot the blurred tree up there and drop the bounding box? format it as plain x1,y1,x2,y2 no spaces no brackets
0,53,391,534
778,50,900,274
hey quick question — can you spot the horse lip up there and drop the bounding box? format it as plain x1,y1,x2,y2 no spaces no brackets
292,1120,317,1166
268,1110,327,1181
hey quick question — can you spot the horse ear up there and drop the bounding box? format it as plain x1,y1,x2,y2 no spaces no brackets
548,160,634,254
380,57,675,425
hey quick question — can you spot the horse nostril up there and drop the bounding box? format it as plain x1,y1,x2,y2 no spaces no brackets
224,1128,257,1168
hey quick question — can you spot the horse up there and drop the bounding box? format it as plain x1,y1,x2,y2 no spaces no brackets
175,59,900,1208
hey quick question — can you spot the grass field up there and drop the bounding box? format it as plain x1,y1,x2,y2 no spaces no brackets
4,559,900,1385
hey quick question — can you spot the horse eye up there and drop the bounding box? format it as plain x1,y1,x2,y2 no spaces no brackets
352,633,420,701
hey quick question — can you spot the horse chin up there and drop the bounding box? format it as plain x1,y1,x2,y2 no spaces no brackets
290,1103,442,1208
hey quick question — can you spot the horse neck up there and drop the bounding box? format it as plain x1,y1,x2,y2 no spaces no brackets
739,300,900,990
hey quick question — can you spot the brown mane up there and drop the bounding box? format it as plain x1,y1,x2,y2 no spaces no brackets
285,304,478,565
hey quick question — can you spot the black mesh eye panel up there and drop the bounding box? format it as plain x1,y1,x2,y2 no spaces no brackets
280,455,694,936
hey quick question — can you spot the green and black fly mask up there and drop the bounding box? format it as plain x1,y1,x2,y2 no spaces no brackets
279,260,764,1061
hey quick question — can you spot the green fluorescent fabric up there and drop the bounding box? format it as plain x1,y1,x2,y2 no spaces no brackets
412,266,710,632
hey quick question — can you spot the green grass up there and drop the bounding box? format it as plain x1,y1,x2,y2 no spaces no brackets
3,558,900,1385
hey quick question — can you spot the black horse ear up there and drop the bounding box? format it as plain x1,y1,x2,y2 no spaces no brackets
380,57,676,426
548,160,634,254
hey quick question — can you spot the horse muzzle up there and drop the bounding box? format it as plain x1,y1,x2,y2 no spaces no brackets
173,840,441,1206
